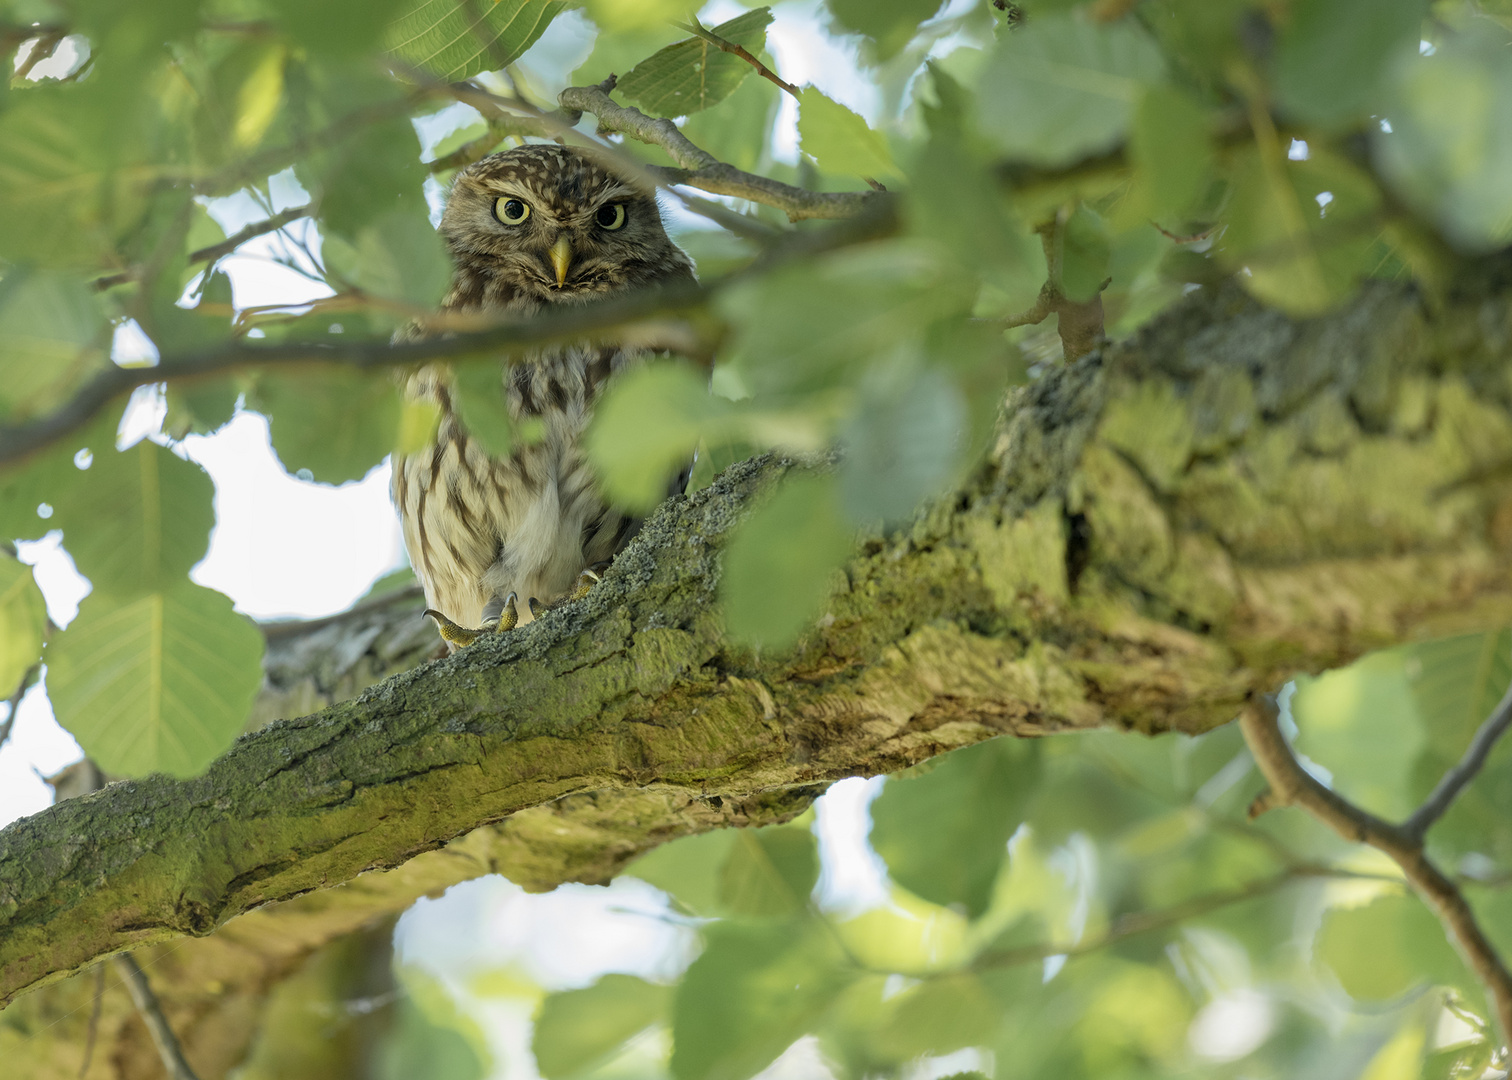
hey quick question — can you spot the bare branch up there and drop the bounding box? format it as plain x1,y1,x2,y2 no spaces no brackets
559,80,876,222
1241,695,1512,1041
94,205,315,291
672,18,800,98
0,279,709,467
116,954,203,1080
0,662,40,753
1406,678,1512,841
12,29,63,80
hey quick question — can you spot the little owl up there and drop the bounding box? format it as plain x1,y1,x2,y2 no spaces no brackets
392,144,695,648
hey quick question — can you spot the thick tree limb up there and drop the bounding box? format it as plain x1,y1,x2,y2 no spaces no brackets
9,274,1512,1026
1241,696,1512,1041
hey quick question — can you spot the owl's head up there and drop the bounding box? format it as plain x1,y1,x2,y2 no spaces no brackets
439,144,693,307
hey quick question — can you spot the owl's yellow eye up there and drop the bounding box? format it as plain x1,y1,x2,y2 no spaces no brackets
495,198,531,225
595,204,626,230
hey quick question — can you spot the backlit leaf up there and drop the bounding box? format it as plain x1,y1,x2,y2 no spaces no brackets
258,370,403,485
586,361,718,512
618,9,774,119
717,825,820,918
1274,0,1427,128
870,737,1040,918
533,974,670,1079
47,580,264,778
1317,892,1474,1004
0,269,109,422
385,0,569,82
1127,82,1213,224
827,0,945,61
977,13,1165,166
0,554,46,698
720,471,853,650
798,87,898,181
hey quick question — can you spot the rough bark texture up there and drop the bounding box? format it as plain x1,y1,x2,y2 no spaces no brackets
7,272,1512,1077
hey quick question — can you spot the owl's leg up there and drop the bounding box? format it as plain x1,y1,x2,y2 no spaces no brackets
424,592,520,648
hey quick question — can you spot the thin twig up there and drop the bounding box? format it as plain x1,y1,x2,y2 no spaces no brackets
115,953,202,1080
672,18,800,98
12,29,63,80
1405,679,1512,841
79,963,105,1077
1241,695,1512,1042
559,80,876,222
0,662,39,753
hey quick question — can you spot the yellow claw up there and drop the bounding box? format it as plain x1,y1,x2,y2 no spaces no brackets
568,568,601,602
425,592,519,646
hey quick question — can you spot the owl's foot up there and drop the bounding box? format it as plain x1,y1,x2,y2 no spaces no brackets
424,592,519,647
522,568,602,621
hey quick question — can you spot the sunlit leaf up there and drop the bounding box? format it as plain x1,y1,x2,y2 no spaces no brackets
624,828,739,915
257,369,403,485
618,8,774,119
46,580,265,778
1273,0,1427,128
1317,892,1474,1005
49,438,216,593
977,13,1165,166
871,738,1040,918
0,269,109,422
533,974,670,1079
0,554,46,698
827,0,945,60
838,362,966,525
720,471,853,650
671,920,850,1080
377,967,489,1080
717,824,820,918
586,361,718,512
1375,23,1512,251
385,0,569,82
797,87,898,181
323,206,451,308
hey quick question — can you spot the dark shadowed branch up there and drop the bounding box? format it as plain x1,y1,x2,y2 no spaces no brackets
116,955,203,1080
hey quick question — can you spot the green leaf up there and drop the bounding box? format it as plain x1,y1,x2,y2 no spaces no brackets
827,0,945,60
448,363,515,460
385,0,569,82
257,370,403,485
269,0,408,55
838,363,966,525
378,967,489,1080
717,825,820,918
1317,892,1473,1003
1406,630,1512,761
671,920,850,1080
904,133,1042,297
617,9,774,119
1127,83,1213,225
797,87,898,181
1220,146,1382,314
0,269,109,421
0,554,46,698
1060,203,1111,303
581,0,701,31
623,828,739,915
533,974,670,1079
46,580,265,778
323,206,451,308
586,361,717,512
1374,23,1512,251
303,112,430,238
977,13,1165,166
870,738,1040,918
680,59,781,172
871,974,1000,1058
50,439,216,593
1273,0,1427,128
720,472,853,650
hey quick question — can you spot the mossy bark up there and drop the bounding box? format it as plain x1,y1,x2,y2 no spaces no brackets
6,274,1512,1077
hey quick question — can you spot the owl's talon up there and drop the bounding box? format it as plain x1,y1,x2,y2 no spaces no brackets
427,592,519,647
528,597,544,619
568,568,601,602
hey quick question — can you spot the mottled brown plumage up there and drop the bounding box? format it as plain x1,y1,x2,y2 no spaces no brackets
392,144,695,646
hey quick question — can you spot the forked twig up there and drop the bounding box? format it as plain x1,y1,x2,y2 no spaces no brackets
1241,694,1512,1041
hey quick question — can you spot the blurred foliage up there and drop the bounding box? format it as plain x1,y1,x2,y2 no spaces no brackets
4,0,1512,1072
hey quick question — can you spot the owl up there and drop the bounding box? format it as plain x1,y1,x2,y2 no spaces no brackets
392,144,696,648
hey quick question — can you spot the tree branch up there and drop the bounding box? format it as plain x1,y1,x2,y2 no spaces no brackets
671,19,800,98
9,275,1512,1015
115,954,203,1080
559,80,876,221
1241,695,1512,1041
1405,678,1512,841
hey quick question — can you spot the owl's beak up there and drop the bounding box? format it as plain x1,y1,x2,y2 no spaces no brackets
549,235,572,286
